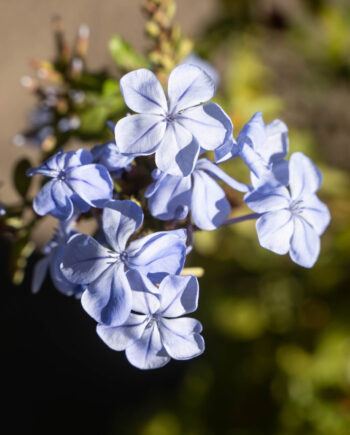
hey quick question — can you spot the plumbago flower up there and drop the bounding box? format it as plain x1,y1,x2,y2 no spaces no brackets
32,219,84,297
97,272,204,369
215,111,289,191
145,158,250,230
244,152,331,268
61,200,187,327
91,141,134,178
27,149,113,220
114,64,233,176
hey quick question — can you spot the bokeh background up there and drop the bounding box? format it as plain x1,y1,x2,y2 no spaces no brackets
2,0,350,434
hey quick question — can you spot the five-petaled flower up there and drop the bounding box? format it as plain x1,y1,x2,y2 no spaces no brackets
97,272,204,370
61,200,187,327
115,64,233,177
27,149,113,221
244,152,331,268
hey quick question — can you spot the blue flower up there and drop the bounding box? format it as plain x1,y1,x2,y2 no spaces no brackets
61,200,187,327
0,206,6,216
32,219,84,297
27,149,113,220
146,158,249,230
97,272,204,370
215,111,289,191
182,53,220,87
244,152,331,268
115,65,233,177
91,141,134,178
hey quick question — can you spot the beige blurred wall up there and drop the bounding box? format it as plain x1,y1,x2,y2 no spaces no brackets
0,0,216,203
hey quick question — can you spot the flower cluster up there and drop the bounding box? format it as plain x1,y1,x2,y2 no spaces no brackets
27,64,330,369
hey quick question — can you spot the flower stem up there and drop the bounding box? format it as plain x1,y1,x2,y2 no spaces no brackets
223,213,261,226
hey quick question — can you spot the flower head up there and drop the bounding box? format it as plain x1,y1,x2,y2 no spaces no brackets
27,149,113,220
97,272,204,370
91,141,134,178
61,200,187,326
115,64,233,177
244,152,331,268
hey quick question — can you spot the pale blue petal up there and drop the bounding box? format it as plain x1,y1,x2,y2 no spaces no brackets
155,122,200,177
289,217,320,268
191,170,230,230
61,234,116,284
31,257,49,294
196,158,250,193
158,275,199,317
177,103,230,151
244,187,290,213
146,172,192,221
299,195,331,236
237,111,266,152
127,230,187,281
66,164,113,208
125,323,170,370
115,114,166,156
63,149,93,168
250,159,289,191
263,119,288,163
214,136,240,164
127,270,160,314
50,245,82,297
168,64,215,113
91,142,134,173
33,180,57,216
256,210,293,255
182,53,220,86
102,200,144,252
120,69,167,114
289,152,322,200
159,317,205,360
96,313,148,351
81,263,132,326
239,142,269,179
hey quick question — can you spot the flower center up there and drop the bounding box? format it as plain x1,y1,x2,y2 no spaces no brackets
146,314,159,329
57,170,66,181
290,199,304,215
164,113,176,123
119,251,129,263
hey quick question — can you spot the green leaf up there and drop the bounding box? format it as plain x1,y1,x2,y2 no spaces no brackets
102,79,121,97
13,158,32,199
109,35,148,71
78,106,109,135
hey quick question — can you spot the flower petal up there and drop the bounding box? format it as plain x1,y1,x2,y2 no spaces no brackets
289,217,320,268
214,136,240,164
299,195,331,236
127,230,187,282
81,263,132,326
102,200,144,252
63,149,93,168
244,187,290,213
115,114,166,156
146,172,192,221
177,103,231,151
256,210,293,255
120,69,167,114
31,257,49,294
159,317,205,360
33,179,57,216
289,152,322,200
96,313,148,351
126,323,170,370
61,234,116,284
155,122,200,177
191,169,230,230
127,270,160,314
263,119,289,163
168,64,215,113
158,275,199,317
237,111,266,152
50,245,83,297
66,164,113,208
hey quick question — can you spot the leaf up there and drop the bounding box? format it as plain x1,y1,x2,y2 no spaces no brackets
109,35,149,71
78,106,109,135
13,158,32,199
